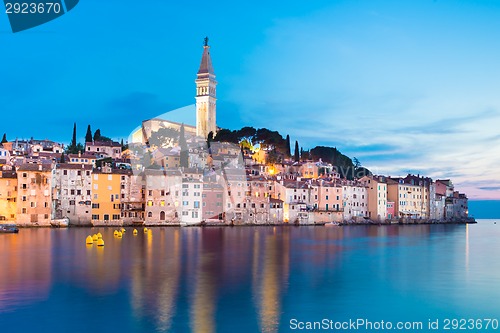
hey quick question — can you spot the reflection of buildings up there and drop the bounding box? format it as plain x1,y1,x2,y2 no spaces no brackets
252,228,291,333
130,228,181,332
0,229,52,312
188,228,223,333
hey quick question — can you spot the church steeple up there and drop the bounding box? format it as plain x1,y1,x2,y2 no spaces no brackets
197,37,214,77
195,37,217,138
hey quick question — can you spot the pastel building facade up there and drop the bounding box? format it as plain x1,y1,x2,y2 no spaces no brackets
359,175,388,221
16,164,52,225
52,163,93,225
0,170,17,222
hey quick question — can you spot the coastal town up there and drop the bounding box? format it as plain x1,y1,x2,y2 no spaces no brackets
0,40,470,227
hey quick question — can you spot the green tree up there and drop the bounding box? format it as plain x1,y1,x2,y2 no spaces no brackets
65,123,80,154
71,123,77,148
60,152,66,163
1,133,7,144
85,125,93,143
179,124,189,168
285,135,291,157
294,141,300,162
93,129,101,142
353,157,361,168
207,131,214,150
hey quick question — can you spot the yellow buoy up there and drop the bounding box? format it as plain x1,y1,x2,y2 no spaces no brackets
144,227,148,233
121,228,126,233
97,238,104,247
92,234,98,242
86,235,93,245
133,229,138,235
114,230,118,236
97,232,102,239
117,231,122,238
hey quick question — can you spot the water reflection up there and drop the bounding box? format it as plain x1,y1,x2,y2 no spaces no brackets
0,229,52,312
1,223,500,332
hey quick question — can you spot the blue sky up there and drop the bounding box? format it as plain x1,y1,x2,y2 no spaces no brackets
1,0,500,201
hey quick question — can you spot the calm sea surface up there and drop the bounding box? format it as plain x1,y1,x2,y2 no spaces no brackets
1,220,499,333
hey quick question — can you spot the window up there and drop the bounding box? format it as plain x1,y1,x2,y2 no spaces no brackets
22,173,27,178
147,212,152,218
70,200,75,205
92,203,100,209
87,190,91,196
63,170,68,175
22,208,27,214
183,201,188,206
194,201,200,208
22,196,26,201
160,200,165,206
30,202,36,208
192,211,198,218
160,211,165,220
104,214,109,221
147,200,153,206
112,214,120,220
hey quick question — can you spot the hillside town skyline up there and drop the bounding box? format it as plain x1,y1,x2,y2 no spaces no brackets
0,40,470,226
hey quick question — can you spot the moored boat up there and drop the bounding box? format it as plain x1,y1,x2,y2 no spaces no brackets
0,224,19,233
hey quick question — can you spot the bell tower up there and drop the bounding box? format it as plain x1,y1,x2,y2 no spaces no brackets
195,37,217,138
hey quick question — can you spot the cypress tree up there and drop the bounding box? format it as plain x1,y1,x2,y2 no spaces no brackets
93,129,101,142
286,134,291,157
294,140,299,162
85,125,93,143
71,123,77,148
60,152,66,163
1,133,7,144
179,124,189,168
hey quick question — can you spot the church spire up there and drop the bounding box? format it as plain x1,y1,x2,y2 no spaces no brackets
197,36,214,76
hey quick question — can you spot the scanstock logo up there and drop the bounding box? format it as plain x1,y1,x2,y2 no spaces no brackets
3,0,79,33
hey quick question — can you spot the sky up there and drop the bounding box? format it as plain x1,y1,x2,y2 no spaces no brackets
1,0,500,202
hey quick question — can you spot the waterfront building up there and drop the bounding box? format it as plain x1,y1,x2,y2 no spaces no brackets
202,179,225,221
16,163,52,225
275,179,313,223
91,168,131,225
144,169,182,224
269,198,284,223
342,182,369,220
52,163,93,225
180,177,203,225
387,201,395,219
0,170,17,222
359,175,388,221
121,173,145,224
429,182,446,220
387,175,431,219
